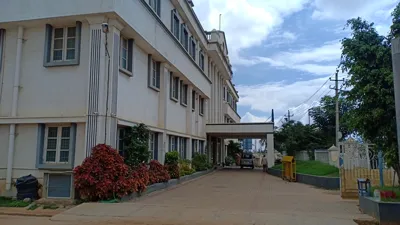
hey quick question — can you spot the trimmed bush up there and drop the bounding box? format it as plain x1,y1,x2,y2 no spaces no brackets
179,159,195,176
165,151,179,165
165,151,180,179
148,160,170,184
129,163,149,193
73,144,134,201
192,153,211,172
166,164,180,179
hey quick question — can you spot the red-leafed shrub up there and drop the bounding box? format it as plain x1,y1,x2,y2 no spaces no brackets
73,144,134,201
148,160,170,184
166,164,180,179
129,163,149,193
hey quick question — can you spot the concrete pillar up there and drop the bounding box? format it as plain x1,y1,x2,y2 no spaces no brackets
186,85,193,133
84,17,123,155
266,134,275,168
391,38,400,164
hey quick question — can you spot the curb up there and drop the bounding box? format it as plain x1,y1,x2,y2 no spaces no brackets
268,168,340,190
121,169,215,201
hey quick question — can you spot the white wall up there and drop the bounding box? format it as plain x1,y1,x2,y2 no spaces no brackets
0,123,86,196
117,45,160,127
114,0,211,97
0,24,90,118
0,0,114,23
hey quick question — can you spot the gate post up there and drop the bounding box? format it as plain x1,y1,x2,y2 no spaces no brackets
378,149,384,187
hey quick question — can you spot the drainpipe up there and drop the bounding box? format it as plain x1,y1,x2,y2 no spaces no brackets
6,26,23,190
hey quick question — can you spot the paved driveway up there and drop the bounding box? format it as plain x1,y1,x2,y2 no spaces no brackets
4,168,370,225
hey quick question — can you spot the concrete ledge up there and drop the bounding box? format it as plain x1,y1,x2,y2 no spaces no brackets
121,169,213,201
267,168,339,190
359,196,400,224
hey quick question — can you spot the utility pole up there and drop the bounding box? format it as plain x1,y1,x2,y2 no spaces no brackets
308,108,311,125
330,69,344,148
284,110,294,122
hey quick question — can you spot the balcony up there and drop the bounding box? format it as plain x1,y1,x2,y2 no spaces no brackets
223,102,240,123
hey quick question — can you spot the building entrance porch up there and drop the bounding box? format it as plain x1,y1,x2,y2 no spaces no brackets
206,122,275,168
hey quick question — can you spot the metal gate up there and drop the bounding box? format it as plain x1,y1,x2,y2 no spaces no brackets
339,139,394,198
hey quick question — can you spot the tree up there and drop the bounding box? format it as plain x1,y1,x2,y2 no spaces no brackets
309,95,352,146
273,121,326,156
339,11,400,183
227,140,242,158
123,123,151,168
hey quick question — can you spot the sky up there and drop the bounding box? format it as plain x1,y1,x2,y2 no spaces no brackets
192,0,398,126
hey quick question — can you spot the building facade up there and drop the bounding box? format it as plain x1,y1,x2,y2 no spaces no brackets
0,0,239,198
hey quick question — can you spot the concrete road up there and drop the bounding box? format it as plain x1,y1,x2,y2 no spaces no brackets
0,169,370,225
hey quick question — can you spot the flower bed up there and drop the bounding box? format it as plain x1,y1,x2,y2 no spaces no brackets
73,144,214,202
359,196,400,224
121,169,214,201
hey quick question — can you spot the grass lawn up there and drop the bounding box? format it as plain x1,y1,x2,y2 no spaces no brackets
272,160,339,177
0,197,31,207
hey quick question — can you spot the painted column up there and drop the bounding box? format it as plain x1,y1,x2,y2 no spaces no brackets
106,21,122,148
213,66,217,122
266,134,275,168
84,17,123,155
160,64,170,164
186,85,193,134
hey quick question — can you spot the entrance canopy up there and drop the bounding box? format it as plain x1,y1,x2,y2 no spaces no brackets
206,122,274,138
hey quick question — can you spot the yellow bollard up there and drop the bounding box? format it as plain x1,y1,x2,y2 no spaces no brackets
281,156,296,182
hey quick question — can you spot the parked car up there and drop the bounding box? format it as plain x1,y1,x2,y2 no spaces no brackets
240,152,254,169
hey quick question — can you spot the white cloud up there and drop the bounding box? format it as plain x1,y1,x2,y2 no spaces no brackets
193,0,310,65
311,0,397,21
237,76,336,124
239,41,341,75
241,112,269,123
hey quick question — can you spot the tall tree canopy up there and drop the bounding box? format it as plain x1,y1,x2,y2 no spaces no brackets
339,5,400,180
309,95,352,146
273,121,326,156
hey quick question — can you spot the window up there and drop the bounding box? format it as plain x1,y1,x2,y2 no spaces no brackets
169,136,177,151
181,24,189,51
120,37,134,76
192,139,198,156
120,37,128,70
118,128,128,158
199,141,205,154
199,97,204,116
149,0,161,16
170,74,179,101
44,22,82,67
189,37,196,60
46,173,72,198
0,29,4,73
44,126,71,163
149,132,155,160
148,55,160,90
52,27,76,61
223,87,227,101
180,81,188,106
192,90,196,111
179,137,186,159
199,51,205,71
171,10,180,40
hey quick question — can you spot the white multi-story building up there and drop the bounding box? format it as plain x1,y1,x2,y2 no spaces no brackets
0,0,246,198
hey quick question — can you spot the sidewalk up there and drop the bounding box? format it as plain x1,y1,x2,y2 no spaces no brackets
0,207,66,217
